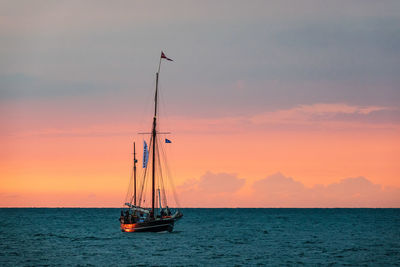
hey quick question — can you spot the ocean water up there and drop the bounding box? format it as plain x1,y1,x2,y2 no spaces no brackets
1,208,399,266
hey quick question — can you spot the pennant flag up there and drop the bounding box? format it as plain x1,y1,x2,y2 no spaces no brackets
161,51,173,61
143,141,149,168
165,138,172,143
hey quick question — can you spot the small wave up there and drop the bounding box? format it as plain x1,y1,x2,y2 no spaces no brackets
71,236,116,242
303,240,317,244
8,251,20,256
341,247,368,253
276,216,289,220
33,233,45,237
227,239,246,245
49,233,70,239
33,233,70,239
169,230,182,234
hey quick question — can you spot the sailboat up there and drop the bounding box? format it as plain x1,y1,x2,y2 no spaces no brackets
119,51,183,232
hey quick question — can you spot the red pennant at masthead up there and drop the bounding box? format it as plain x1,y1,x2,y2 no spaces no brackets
161,51,173,61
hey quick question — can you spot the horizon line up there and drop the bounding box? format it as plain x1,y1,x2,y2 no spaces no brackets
1,206,399,209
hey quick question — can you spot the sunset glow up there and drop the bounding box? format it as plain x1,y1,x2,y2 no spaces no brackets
1,1,399,207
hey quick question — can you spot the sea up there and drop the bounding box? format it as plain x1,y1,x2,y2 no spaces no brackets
1,208,399,266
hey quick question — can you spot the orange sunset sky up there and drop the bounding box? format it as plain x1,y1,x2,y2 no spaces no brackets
1,1,399,207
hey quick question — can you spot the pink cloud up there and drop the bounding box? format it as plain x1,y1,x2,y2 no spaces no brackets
177,171,400,207
197,171,245,193
250,173,400,207
177,172,245,207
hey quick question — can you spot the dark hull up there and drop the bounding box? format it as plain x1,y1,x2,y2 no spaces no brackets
121,218,175,233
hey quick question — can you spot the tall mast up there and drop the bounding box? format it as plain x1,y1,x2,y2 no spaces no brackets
151,56,162,218
133,142,137,206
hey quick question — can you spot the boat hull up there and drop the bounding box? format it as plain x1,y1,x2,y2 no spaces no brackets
121,218,175,233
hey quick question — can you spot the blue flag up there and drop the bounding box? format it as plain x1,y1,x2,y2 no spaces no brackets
165,138,172,143
143,141,149,168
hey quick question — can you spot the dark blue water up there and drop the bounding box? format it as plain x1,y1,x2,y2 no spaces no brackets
1,209,399,266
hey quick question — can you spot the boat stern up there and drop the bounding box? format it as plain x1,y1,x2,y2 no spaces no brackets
120,223,136,232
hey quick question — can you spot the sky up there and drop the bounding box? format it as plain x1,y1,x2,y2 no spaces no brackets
1,0,399,207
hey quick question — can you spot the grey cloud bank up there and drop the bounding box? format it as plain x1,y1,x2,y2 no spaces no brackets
1,1,399,118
